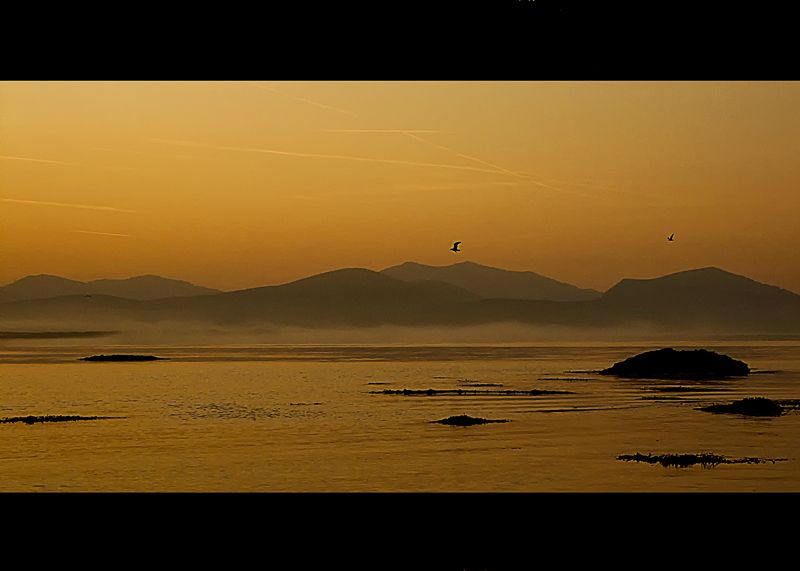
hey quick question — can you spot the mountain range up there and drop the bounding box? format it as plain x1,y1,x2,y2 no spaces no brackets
2,262,800,335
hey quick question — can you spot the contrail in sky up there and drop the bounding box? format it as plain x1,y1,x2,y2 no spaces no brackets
400,132,522,177
248,83,358,117
0,155,73,165
317,129,520,176
247,87,528,180
74,230,130,237
320,130,586,191
238,85,606,195
0,198,138,213
319,129,445,134
155,139,520,177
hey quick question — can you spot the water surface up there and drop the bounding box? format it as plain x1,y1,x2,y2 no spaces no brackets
1,341,798,491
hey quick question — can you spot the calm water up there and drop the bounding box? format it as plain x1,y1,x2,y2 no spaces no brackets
1,341,799,491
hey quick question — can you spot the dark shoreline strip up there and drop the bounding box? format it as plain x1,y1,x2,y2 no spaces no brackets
371,388,574,396
79,354,167,362
0,331,119,339
1,415,123,425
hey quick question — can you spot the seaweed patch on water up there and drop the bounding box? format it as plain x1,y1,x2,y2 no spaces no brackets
1,414,122,425
775,399,800,410
430,414,510,426
617,452,788,468
171,402,323,421
371,388,573,396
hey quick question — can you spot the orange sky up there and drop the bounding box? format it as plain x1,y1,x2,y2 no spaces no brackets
2,81,800,293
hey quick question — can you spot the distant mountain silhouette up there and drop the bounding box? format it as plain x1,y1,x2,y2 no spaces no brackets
152,268,480,326
380,261,601,302
3,266,800,335
597,267,800,332
0,274,220,302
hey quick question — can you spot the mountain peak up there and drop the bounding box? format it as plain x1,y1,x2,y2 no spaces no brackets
603,266,798,303
380,261,601,302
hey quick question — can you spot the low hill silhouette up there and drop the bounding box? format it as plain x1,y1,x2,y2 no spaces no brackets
381,261,601,302
0,274,220,302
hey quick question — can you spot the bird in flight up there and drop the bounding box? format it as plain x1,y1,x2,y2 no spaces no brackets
667,234,674,241
450,241,461,252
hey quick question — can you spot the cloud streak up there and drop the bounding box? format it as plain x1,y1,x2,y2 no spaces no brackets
154,139,520,177
400,132,522,177
0,198,139,213
317,129,521,177
244,85,585,192
74,230,131,237
0,155,73,165
318,129,445,134
248,83,358,117
317,129,586,193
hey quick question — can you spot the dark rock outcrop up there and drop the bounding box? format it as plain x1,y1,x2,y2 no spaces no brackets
699,397,784,416
430,414,509,426
599,348,749,379
79,354,167,362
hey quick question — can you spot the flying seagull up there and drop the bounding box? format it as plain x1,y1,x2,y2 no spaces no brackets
667,234,674,241
450,241,461,252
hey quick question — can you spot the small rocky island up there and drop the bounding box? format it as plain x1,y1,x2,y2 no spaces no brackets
599,348,749,379
79,354,167,362
430,414,510,426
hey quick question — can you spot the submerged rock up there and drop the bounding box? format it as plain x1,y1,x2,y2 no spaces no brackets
79,354,167,362
599,348,749,379
699,397,784,416
430,414,510,426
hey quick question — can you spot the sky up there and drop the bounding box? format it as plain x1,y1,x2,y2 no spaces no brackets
2,81,800,294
